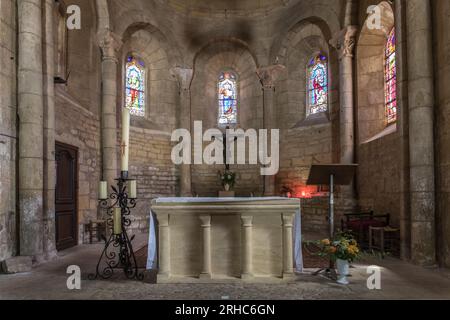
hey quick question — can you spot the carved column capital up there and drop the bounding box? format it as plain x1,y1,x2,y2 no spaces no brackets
256,64,286,89
170,67,193,92
330,26,358,60
98,30,122,62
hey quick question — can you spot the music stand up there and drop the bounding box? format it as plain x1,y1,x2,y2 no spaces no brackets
306,164,358,279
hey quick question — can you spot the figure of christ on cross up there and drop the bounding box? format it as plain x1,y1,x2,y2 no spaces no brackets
214,126,238,170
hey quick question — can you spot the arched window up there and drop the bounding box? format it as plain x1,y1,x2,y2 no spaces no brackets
218,71,238,125
384,27,397,124
125,55,146,117
307,54,328,115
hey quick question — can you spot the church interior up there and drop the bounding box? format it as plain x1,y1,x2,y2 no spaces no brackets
1,0,450,300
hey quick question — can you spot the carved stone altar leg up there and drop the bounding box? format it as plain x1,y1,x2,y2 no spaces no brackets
199,215,212,279
157,213,170,281
282,213,295,278
241,215,253,279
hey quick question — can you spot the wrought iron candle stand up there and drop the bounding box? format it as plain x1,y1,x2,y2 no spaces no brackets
88,173,144,281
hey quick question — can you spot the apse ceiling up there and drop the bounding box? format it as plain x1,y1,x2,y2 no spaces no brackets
155,0,294,15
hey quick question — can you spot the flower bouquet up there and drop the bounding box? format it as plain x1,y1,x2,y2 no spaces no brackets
218,170,236,191
316,232,360,284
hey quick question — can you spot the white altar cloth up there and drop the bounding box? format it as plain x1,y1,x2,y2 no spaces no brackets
146,197,303,273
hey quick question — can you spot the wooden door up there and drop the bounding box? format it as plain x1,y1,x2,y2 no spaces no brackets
55,142,78,251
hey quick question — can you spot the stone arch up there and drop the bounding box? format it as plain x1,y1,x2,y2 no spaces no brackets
190,39,264,196
271,16,335,66
193,38,260,71
191,39,260,129
274,21,338,128
120,26,179,131
62,0,100,114
121,22,183,68
113,11,183,67
356,1,395,143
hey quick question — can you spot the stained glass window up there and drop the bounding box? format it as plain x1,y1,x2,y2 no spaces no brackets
307,54,328,115
218,71,238,125
125,56,145,117
385,28,397,124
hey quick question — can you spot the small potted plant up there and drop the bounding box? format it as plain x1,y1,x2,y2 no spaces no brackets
218,170,236,191
316,232,360,285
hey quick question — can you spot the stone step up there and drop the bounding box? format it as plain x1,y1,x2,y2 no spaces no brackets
0,256,33,274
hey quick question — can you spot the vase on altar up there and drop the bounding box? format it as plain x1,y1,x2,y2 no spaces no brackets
224,183,230,191
336,259,350,285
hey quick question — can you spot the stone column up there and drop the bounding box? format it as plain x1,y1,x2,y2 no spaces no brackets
42,0,57,260
157,213,170,280
171,67,193,196
394,0,411,261
406,0,436,266
330,26,358,164
256,65,285,196
99,31,121,186
199,214,212,279
240,215,253,279
282,213,294,278
18,0,44,258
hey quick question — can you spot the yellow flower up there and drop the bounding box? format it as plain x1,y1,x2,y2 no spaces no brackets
321,239,331,246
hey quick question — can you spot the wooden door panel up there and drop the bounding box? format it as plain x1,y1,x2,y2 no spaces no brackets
55,142,78,251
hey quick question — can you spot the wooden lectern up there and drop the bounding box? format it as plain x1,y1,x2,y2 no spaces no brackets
307,164,358,278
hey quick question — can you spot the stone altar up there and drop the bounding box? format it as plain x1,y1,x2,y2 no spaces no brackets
150,197,301,282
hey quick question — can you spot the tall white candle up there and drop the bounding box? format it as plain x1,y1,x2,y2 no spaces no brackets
99,181,107,200
129,180,137,199
113,207,122,235
121,107,130,172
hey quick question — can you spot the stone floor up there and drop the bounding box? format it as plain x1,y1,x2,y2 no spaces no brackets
1,238,450,300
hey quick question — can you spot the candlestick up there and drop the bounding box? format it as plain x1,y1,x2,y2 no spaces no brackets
90,176,143,281
99,181,107,200
113,207,122,235
129,180,137,199
121,107,130,172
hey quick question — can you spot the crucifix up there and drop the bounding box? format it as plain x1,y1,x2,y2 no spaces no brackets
214,126,238,170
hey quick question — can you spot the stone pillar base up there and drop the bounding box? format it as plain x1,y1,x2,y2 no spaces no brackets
241,273,254,280
199,272,212,280
0,256,32,274
157,273,170,282
282,272,295,280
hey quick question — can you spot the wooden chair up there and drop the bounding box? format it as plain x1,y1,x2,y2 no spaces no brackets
84,220,106,244
341,211,390,247
369,226,400,257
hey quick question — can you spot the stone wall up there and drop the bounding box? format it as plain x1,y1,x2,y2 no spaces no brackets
0,0,17,261
65,0,101,116
356,1,395,143
119,26,179,232
355,1,402,228
357,135,402,227
274,21,337,233
434,0,450,267
128,128,178,233
190,42,264,196
55,89,102,244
